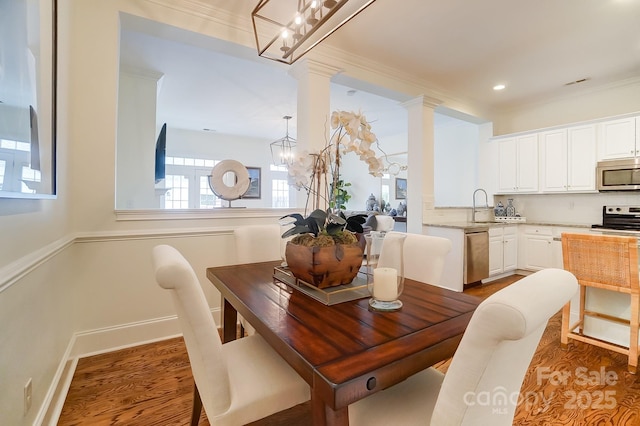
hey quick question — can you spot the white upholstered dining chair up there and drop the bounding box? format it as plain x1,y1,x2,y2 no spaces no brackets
234,224,283,264
151,244,309,426
374,214,395,232
233,224,282,336
378,231,453,286
349,268,578,426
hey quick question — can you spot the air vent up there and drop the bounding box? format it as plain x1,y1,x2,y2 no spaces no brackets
564,78,590,86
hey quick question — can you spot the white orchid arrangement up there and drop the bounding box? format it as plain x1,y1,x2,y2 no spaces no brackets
287,110,385,212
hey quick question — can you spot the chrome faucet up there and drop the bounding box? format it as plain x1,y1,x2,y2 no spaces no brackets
472,188,489,223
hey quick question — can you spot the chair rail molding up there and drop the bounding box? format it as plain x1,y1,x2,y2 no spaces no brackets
0,235,74,293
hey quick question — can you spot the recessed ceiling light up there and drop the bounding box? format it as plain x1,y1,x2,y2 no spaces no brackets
203,128,216,132
493,84,506,91
347,89,357,96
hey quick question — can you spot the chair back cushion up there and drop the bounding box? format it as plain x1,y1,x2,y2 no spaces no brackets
152,245,232,415
562,232,639,294
378,231,452,285
375,215,395,232
431,268,578,425
234,224,282,264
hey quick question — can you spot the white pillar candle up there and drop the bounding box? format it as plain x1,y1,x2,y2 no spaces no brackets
373,267,398,301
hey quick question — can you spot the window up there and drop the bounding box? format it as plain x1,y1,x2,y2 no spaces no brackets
269,164,290,208
272,179,289,207
0,140,33,193
164,175,189,209
0,159,5,190
381,184,390,205
20,166,41,194
162,156,223,209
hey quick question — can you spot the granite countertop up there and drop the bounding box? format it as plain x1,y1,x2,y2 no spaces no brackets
424,221,592,230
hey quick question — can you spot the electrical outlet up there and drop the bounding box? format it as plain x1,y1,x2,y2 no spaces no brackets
24,378,32,414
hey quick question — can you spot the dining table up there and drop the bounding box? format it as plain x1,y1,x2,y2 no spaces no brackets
206,261,481,426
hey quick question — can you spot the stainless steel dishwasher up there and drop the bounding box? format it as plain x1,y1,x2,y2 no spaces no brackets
464,227,489,285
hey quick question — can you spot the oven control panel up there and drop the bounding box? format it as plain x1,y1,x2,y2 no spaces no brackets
605,206,640,215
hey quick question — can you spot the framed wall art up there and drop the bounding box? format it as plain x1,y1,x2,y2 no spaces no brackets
244,167,261,199
395,178,407,200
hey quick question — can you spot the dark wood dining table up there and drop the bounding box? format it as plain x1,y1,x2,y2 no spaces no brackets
206,261,481,426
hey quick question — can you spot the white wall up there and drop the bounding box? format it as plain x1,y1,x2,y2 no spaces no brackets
494,78,640,136
116,70,160,209
434,118,480,207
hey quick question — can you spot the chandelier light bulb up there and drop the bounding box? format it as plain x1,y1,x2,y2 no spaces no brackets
281,28,290,39
311,0,318,9
294,13,302,25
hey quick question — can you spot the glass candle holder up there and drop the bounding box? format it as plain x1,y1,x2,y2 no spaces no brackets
366,232,406,312
364,231,385,271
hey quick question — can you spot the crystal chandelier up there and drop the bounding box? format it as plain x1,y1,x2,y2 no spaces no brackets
251,0,377,65
270,116,297,166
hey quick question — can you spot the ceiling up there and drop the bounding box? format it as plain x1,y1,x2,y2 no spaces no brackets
119,0,640,141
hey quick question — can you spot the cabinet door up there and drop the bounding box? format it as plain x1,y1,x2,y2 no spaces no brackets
541,129,568,192
503,230,518,271
523,235,553,270
516,134,539,192
497,138,517,193
599,117,637,160
488,228,504,276
567,124,597,191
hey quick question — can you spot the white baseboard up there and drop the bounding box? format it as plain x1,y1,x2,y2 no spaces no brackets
39,308,220,425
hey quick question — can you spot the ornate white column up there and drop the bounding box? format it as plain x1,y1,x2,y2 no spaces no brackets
288,59,342,208
402,95,442,233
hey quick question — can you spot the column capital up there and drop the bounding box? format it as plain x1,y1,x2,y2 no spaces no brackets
288,58,343,81
402,94,442,110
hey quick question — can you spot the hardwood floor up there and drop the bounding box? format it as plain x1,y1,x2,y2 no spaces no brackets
58,275,640,425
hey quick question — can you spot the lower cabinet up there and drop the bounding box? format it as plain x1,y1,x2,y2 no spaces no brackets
519,226,554,271
519,225,590,271
488,225,518,277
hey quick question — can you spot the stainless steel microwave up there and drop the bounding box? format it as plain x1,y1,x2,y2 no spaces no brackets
597,158,640,191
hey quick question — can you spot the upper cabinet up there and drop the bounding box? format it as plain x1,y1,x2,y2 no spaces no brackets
494,112,639,195
540,124,597,192
497,134,538,193
598,116,638,160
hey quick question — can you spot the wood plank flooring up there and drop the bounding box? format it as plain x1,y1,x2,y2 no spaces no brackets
58,275,640,425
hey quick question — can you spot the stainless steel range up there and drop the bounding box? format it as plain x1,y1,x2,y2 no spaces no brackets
592,205,640,233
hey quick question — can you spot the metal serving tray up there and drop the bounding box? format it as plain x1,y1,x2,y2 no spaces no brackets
273,266,370,306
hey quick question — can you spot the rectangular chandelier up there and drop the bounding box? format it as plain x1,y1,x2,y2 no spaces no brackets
251,0,376,65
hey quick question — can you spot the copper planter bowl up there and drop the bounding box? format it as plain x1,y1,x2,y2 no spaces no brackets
285,241,364,289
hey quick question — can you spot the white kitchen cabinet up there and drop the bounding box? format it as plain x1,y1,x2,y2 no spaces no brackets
519,225,554,271
519,225,591,272
488,225,517,277
497,134,539,193
540,129,567,192
568,125,597,191
541,125,597,192
503,227,518,271
598,116,638,160
497,138,517,192
488,228,503,276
